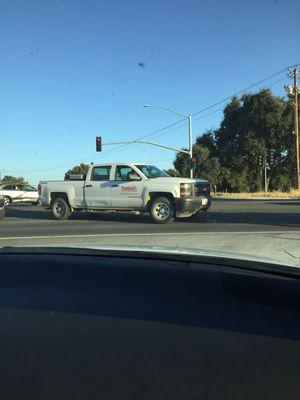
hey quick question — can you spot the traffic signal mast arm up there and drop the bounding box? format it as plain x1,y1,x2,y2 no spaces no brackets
102,140,190,155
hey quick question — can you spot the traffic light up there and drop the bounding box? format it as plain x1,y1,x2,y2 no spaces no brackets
96,136,102,152
190,156,197,169
270,149,275,165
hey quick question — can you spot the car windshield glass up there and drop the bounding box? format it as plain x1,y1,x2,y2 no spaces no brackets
0,1,299,268
23,185,36,191
136,165,169,178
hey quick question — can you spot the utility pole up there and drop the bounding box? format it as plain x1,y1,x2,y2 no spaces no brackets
294,68,300,190
0,169,6,182
286,68,300,189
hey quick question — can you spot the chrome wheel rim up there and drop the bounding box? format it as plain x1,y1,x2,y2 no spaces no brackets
154,202,170,220
4,197,10,207
54,201,65,217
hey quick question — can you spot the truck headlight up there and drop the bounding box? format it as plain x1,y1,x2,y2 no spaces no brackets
180,183,193,197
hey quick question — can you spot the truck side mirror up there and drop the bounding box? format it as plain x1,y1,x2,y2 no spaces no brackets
128,173,141,181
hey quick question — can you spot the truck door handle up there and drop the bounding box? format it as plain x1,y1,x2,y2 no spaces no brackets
111,184,119,187
85,184,93,188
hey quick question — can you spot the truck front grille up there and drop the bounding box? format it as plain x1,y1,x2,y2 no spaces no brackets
193,182,211,197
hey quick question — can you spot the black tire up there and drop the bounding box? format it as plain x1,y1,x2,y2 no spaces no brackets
190,210,208,221
52,197,71,220
150,196,174,224
4,196,11,207
0,208,5,220
190,211,199,219
31,202,39,206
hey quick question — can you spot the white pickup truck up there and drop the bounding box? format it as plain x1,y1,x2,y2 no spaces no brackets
39,163,211,224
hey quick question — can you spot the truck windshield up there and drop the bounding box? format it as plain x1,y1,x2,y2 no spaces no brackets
136,165,169,179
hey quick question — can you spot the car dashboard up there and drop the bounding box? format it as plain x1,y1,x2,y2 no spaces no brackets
0,248,299,400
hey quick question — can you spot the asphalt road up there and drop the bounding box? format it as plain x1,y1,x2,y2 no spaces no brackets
1,198,300,236
1,199,300,265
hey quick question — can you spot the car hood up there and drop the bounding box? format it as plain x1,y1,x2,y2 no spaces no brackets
0,243,297,268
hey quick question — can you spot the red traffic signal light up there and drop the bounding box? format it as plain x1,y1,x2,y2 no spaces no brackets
96,136,102,152
190,156,197,169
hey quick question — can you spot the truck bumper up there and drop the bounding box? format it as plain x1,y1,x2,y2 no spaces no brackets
175,196,211,217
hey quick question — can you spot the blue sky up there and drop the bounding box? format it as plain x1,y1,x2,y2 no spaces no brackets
0,0,299,184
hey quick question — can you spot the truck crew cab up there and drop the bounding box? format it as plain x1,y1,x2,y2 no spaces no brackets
39,163,211,224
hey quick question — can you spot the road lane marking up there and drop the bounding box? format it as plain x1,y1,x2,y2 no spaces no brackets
0,231,299,241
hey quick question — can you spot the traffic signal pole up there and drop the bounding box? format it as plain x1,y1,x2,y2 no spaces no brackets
264,150,267,196
143,105,194,179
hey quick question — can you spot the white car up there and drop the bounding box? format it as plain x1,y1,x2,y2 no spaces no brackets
0,183,39,206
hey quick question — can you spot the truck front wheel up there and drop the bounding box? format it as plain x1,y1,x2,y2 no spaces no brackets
52,197,71,220
150,196,174,224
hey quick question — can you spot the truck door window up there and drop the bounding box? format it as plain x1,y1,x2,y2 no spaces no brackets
91,166,111,181
115,166,140,181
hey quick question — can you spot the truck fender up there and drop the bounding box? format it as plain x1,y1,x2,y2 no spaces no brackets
50,192,73,211
145,191,175,211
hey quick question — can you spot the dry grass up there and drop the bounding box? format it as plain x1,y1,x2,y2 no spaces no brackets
213,189,300,199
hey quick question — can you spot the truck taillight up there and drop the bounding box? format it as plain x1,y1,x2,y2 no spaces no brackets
38,184,41,195
180,183,193,197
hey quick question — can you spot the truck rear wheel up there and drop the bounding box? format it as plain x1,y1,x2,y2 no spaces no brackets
52,197,71,220
150,196,174,224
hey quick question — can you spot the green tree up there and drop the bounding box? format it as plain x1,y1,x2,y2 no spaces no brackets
173,149,190,178
173,89,296,192
1,175,27,184
216,89,294,192
174,145,222,190
164,168,179,177
196,130,218,157
215,89,294,191
64,163,90,180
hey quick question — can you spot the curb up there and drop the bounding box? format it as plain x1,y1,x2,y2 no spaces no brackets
212,196,300,201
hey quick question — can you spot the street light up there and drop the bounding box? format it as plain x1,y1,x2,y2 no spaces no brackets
143,104,194,178
0,169,7,182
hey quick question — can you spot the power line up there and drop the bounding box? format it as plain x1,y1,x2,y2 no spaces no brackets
7,65,298,175
119,74,292,159
192,65,298,117
127,67,295,149
151,157,175,163
149,108,223,143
